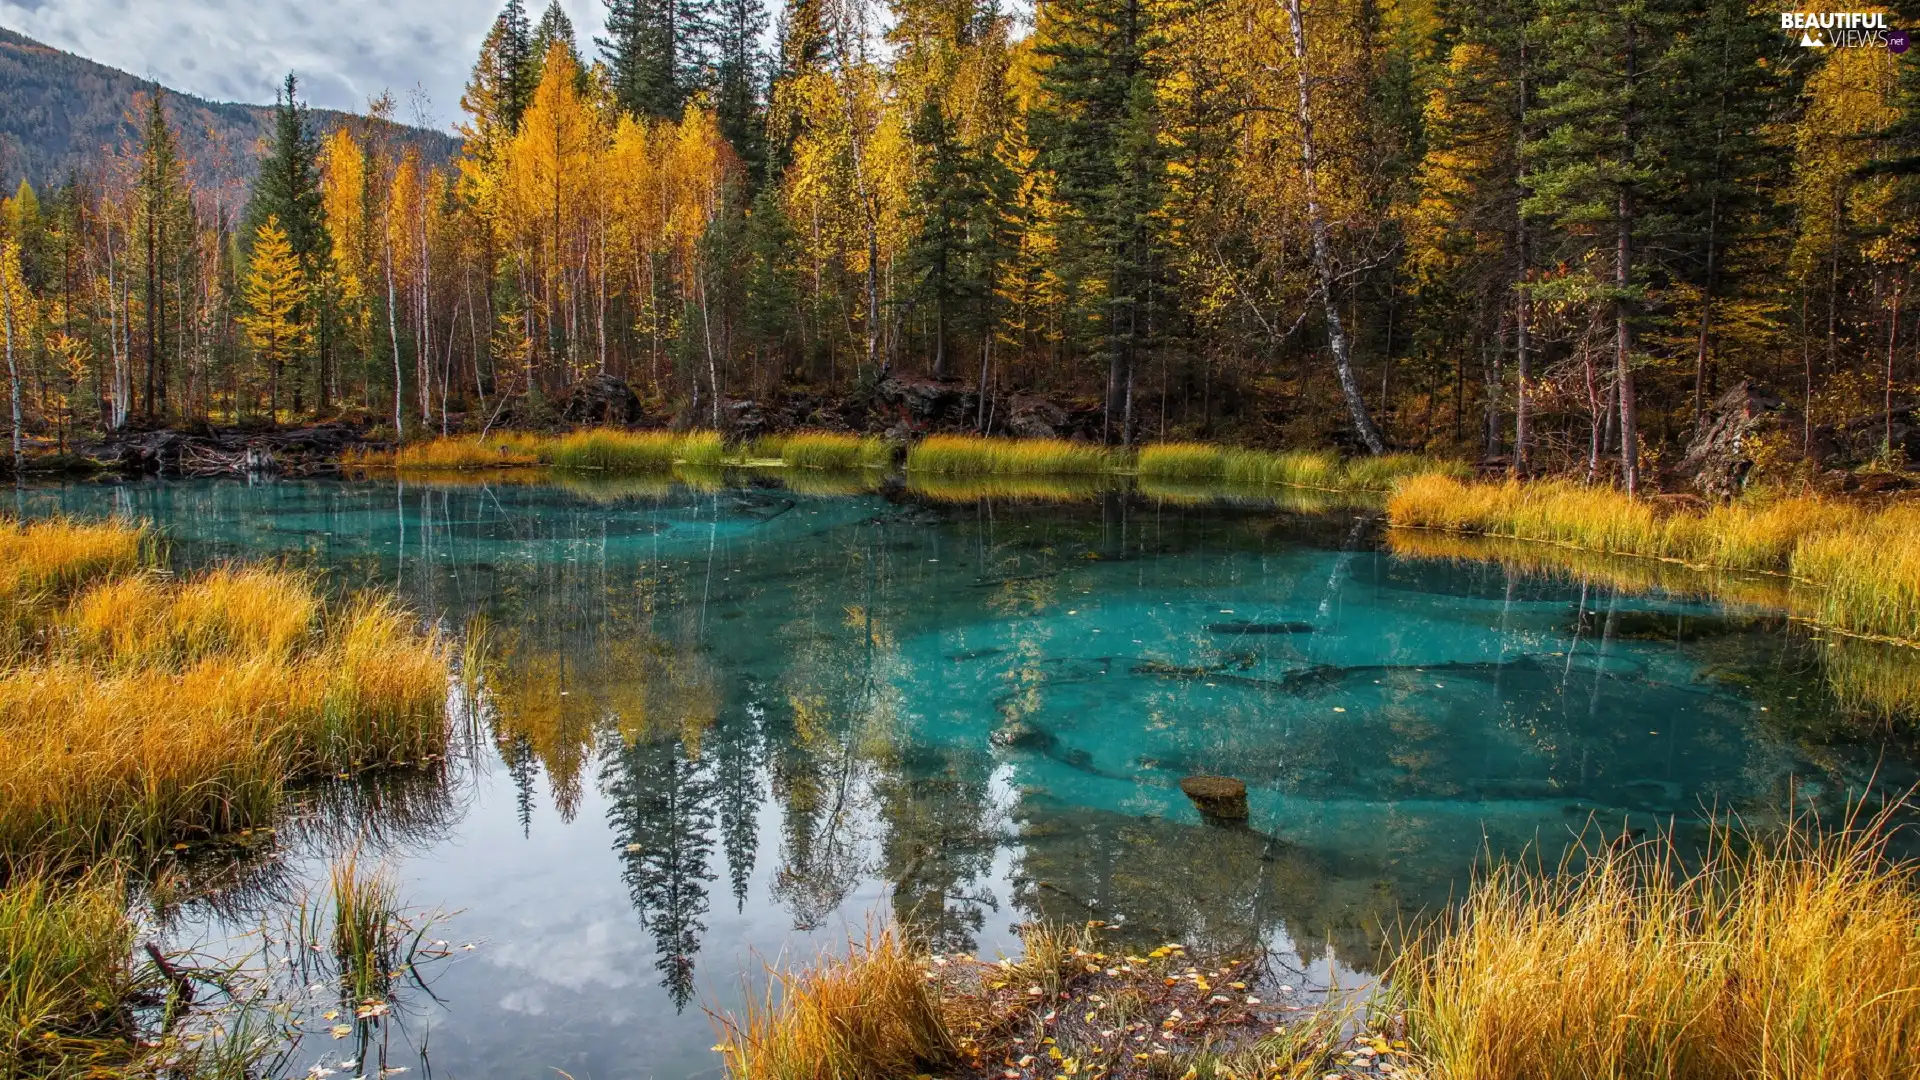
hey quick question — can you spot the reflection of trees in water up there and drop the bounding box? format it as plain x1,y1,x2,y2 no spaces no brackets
877,746,1001,953
604,732,718,1012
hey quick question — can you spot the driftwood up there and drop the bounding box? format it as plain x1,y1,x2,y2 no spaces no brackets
83,422,375,477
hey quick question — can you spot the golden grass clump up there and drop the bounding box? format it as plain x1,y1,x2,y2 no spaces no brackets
1401,813,1920,1080
715,928,955,1080
906,435,1114,476
1390,475,1920,646
0,518,147,603
1135,441,1228,479
65,566,319,667
1343,452,1470,491
0,865,135,1074
546,428,684,470
0,523,452,870
346,433,545,469
905,472,1118,503
780,431,892,470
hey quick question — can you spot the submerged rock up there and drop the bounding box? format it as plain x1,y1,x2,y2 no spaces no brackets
991,721,1056,751
1207,621,1315,635
1180,775,1250,824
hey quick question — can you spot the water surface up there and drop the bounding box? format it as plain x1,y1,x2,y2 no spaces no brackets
20,476,1915,1079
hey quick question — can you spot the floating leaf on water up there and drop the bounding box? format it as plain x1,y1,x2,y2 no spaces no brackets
329,1025,352,1038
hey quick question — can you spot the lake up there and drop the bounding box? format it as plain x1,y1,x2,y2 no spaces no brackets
18,474,1916,1080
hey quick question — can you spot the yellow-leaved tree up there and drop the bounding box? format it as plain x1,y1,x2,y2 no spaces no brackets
240,216,311,420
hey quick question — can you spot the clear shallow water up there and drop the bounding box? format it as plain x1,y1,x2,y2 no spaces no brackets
18,476,1918,1080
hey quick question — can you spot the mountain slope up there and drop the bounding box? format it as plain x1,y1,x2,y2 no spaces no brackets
0,26,460,194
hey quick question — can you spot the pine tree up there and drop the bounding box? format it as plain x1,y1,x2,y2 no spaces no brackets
531,0,589,90
464,0,539,155
239,216,311,420
710,0,768,176
250,75,328,267
135,91,190,419
601,0,710,121
1525,0,1690,491
1030,0,1168,442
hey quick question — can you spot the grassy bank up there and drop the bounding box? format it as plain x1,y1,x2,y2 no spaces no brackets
1136,442,1467,491
715,925,1356,1080
0,519,453,871
905,435,1117,476
717,813,1920,1080
1,866,137,1075
1389,475,1920,647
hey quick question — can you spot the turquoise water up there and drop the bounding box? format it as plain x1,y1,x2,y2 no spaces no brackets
18,476,1916,1079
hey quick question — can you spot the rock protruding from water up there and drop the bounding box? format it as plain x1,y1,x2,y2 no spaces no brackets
1180,775,1249,824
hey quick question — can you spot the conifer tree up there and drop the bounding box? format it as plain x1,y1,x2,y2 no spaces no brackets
710,0,769,175
601,0,709,121
531,0,589,90
240,216,311,420
135,91,190,419
1525,0,1689,491
464,0,539,156
1030,0,1168,442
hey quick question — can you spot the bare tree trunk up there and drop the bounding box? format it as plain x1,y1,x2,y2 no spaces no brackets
386,238,404,439
1614,22,1641,494
1284,0,1386,455
1888,273,1902,461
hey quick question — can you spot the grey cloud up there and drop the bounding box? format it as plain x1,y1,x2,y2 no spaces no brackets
0,0,608,130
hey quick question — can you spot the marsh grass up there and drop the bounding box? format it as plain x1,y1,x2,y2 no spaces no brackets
352,429,727,472
546,428,684,470
1389,475,1920,647
1794,503,1920,645
344,433,544,469
780,431,892,470
0,529,452,871
714,927,955,1080
1135,443,1459,492
328,851,403,1004
0,864,135,1073
1398,810,1920,1080
906,435,1115,476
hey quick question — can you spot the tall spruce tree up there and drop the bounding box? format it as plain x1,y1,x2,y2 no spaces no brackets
531,0,589,89
710,0,768,174
248,73,327,417
465,0,539,144
135,91,190,418
1030,0,1168,442
1525,0,1691,491
601,0,712,121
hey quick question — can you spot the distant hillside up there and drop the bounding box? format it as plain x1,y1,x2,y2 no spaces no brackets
0,26,460,196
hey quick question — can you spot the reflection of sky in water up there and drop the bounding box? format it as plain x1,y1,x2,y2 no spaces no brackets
19,477,1916,1080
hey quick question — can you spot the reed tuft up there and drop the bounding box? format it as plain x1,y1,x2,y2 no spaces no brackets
906,435,1114,476
714,927,955,1080
1399,811,1920,1080
780,431,892,470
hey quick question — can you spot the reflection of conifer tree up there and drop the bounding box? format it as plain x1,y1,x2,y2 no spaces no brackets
878,747,1000,953
712,700,764,912
604,734,718,1011
502,731,540,838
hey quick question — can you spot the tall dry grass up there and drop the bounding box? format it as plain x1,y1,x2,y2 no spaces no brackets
906,435,1114,476
1389,475,1920,647
1400,811,1920,1080
1794,502,1920,645
0,531,452,870
546,428,683,470
344,433,545,469
1135,442,1462,491
780,431,892,470
714,928,955,1080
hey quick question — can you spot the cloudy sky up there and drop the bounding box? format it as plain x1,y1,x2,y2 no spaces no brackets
0,0,607,129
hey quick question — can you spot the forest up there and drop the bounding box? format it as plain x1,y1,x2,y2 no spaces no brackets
0,0,1912,489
